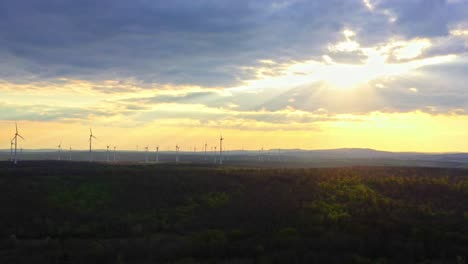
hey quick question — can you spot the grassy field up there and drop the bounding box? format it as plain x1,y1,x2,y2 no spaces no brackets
0,161,467,263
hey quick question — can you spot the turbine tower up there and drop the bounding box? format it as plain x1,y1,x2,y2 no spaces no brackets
106,145,110,162
145,145,149,163
219,135,224,165
155,146,159,163
57,141,62,161
260,146,264,162
214,146,217,163
113,146,116,162
9,141,14,162
204,142,207,161
69,146,72,161
11,122,24,165
89,128,96,162
175,145,180,163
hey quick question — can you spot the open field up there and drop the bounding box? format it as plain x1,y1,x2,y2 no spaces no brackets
1,161,468,263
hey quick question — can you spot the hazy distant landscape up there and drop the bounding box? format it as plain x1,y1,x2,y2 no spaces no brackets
2,148,468,168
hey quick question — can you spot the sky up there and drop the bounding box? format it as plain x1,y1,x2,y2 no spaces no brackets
1,0,468,152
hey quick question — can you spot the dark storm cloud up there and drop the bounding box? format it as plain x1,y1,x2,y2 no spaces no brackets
375,0,468,38
0,0,392,87
1,0,467,119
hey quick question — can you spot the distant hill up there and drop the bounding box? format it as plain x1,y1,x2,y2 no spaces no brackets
1,148,467,168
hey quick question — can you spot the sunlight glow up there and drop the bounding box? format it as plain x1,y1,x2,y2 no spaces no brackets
392,39,431,60
2,110,467,152
363,0,373,10
450,29,468,36
233,32,454,90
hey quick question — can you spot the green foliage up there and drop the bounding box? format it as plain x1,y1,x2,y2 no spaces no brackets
200,192,230,208
48,182,110,213
189,229,227,257
1,162,468,263
307,200,350,222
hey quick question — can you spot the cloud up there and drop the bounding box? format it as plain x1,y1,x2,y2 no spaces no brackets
0,101,108,122
0,0,467,127
0,0,397,87
374,0,468,38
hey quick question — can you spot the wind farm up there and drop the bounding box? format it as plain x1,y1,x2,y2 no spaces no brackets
2,0,468,263
3,123,468,168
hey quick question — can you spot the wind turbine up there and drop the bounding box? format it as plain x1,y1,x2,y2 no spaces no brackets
106,145,110,162
11,122,24,165
113,146,116,162
155,146,159,163
89,128,96,162
214,146,217,163
261,147,264,162
9,140,14,162
69,146,72,161
175,145,180,163
204,142,207,161
219,135,224,165
57,141,62,161
145,145,149,163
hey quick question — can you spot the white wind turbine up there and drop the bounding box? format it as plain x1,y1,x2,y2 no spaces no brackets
219,135,224,165
113,146,117,162
175,145,180,163
57,141,62,161
89,128,96,162
69,146,72,161
9,140,14,162
106,145,110,162
11,122,24,165
155,146,159,163
204,142,207,161
260,146,264,162
214,146,217,163
145,145,149,163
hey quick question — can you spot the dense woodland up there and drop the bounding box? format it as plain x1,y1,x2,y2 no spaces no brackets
0,161,467,263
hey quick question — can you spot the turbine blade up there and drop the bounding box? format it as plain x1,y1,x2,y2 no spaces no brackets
17,134,25,140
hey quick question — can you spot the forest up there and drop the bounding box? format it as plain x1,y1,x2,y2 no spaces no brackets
0,161,467,263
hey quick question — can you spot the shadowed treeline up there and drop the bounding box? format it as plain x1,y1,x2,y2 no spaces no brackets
0,161,467,263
